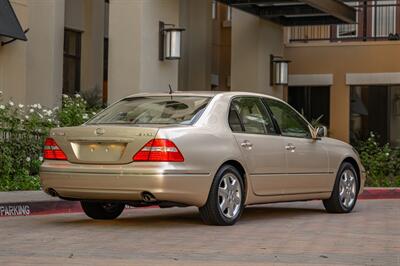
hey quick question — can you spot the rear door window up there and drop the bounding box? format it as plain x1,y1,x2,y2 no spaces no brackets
88,96,211,125
229,97,277,135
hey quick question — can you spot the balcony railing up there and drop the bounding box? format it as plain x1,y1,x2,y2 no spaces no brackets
288,0,400,43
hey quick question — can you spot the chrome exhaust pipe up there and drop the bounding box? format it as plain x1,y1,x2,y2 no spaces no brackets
142,192,157,203
47,188,59,197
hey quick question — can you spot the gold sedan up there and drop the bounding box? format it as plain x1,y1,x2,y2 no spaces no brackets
40,92,366,225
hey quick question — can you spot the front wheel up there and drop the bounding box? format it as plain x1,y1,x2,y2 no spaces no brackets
81,201,125,220
199,165,245,226
323,162,359,213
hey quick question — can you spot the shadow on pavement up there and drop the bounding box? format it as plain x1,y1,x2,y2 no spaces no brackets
48,203,327,227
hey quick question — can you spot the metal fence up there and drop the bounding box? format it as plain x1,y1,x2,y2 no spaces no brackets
288,0,400,43
0,128,45,142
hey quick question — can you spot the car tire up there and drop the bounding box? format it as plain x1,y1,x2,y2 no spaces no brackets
323,162,359,213
199,165,245,226
81,201,125,220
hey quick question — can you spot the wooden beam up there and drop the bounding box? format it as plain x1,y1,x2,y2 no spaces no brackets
302,0,356,23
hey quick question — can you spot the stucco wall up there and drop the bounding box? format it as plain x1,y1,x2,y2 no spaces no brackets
1,0,106,107
26,0,65,107
231,9,284,98
285,41,400,142
179,0,212,91
108,0,142,103
140,0,180,93
64,0,84,31
0,0,65,107
80,0,105,94
108,0,180,103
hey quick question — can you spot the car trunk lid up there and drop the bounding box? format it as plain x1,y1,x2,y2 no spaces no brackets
49,125,159,164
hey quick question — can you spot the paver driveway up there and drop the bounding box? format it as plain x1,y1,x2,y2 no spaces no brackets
0,200,399,266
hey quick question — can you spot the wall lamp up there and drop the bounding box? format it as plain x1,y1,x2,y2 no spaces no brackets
159,21,185,61
270,55,291,86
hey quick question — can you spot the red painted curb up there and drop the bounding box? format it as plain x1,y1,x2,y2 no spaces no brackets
359,188,400,200
0,201,82,218
0,188,398,218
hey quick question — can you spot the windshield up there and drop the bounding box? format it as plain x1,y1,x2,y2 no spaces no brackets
88,96,211,125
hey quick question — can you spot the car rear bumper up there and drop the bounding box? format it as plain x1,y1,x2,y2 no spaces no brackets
39,161,213,207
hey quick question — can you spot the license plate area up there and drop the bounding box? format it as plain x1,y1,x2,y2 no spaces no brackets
71,142,127,162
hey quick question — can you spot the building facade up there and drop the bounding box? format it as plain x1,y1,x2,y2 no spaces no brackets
284,0,400,146
0,0,106,107
2,0,387,147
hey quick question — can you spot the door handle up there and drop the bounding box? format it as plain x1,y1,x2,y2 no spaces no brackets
241,140,253,150
285,143,296,152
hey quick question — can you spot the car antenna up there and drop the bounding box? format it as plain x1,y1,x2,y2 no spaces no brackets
169,84,174,100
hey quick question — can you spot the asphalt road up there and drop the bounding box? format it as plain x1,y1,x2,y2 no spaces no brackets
0,200,399,266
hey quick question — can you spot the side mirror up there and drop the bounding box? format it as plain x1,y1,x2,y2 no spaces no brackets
312,126,328,139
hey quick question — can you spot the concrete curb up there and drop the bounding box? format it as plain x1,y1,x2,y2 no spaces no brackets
0,188,398,218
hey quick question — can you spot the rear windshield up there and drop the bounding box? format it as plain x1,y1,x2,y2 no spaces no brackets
88,96,211,125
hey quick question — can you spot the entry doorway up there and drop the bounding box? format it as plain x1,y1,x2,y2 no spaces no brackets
350,85,400,147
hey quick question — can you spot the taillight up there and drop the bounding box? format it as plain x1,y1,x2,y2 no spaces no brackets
43,138,68,160
133,139,184,162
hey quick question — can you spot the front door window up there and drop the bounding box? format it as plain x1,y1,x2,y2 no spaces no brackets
264,99,311,138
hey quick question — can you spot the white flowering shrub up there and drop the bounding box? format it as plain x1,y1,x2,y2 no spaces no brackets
58,94,97,127
0,91,100,191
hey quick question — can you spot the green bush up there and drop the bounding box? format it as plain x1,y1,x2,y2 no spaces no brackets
355,132,400,187
0,92,100,191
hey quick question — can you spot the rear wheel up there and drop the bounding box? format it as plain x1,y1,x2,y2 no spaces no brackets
323,162,359,213
199,165,245,226
81,201,125,220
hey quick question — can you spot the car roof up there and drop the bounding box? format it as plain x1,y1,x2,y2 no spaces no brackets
124,91,282,101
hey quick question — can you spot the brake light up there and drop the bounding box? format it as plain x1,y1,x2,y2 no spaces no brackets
133,139,184,162
43,138,68,160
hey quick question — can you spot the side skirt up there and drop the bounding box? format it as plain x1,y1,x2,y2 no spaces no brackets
245,192,332,206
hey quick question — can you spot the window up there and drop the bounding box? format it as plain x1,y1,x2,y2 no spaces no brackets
350,86,400,147
372,0,397,37
88,96,211,125
229,97,276,135
63,29,82,96
288,86,330,127
265,99,311,138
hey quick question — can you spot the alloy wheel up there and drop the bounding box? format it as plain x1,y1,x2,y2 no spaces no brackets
218,174,242,219
339,169,357,209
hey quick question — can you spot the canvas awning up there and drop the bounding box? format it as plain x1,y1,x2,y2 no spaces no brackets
216,0,356,26
0,0,27,41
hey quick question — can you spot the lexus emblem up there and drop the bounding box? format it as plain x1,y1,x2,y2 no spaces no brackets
95,128,105,136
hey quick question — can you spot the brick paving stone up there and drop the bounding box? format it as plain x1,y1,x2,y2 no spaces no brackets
0,200,399,265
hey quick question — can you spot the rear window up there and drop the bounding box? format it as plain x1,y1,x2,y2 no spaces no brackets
88,96,211,125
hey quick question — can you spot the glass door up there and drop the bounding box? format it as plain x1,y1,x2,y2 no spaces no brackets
350,86,396,146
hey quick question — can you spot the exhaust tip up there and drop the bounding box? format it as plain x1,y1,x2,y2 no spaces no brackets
47,188,59,197
142,192,157,203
